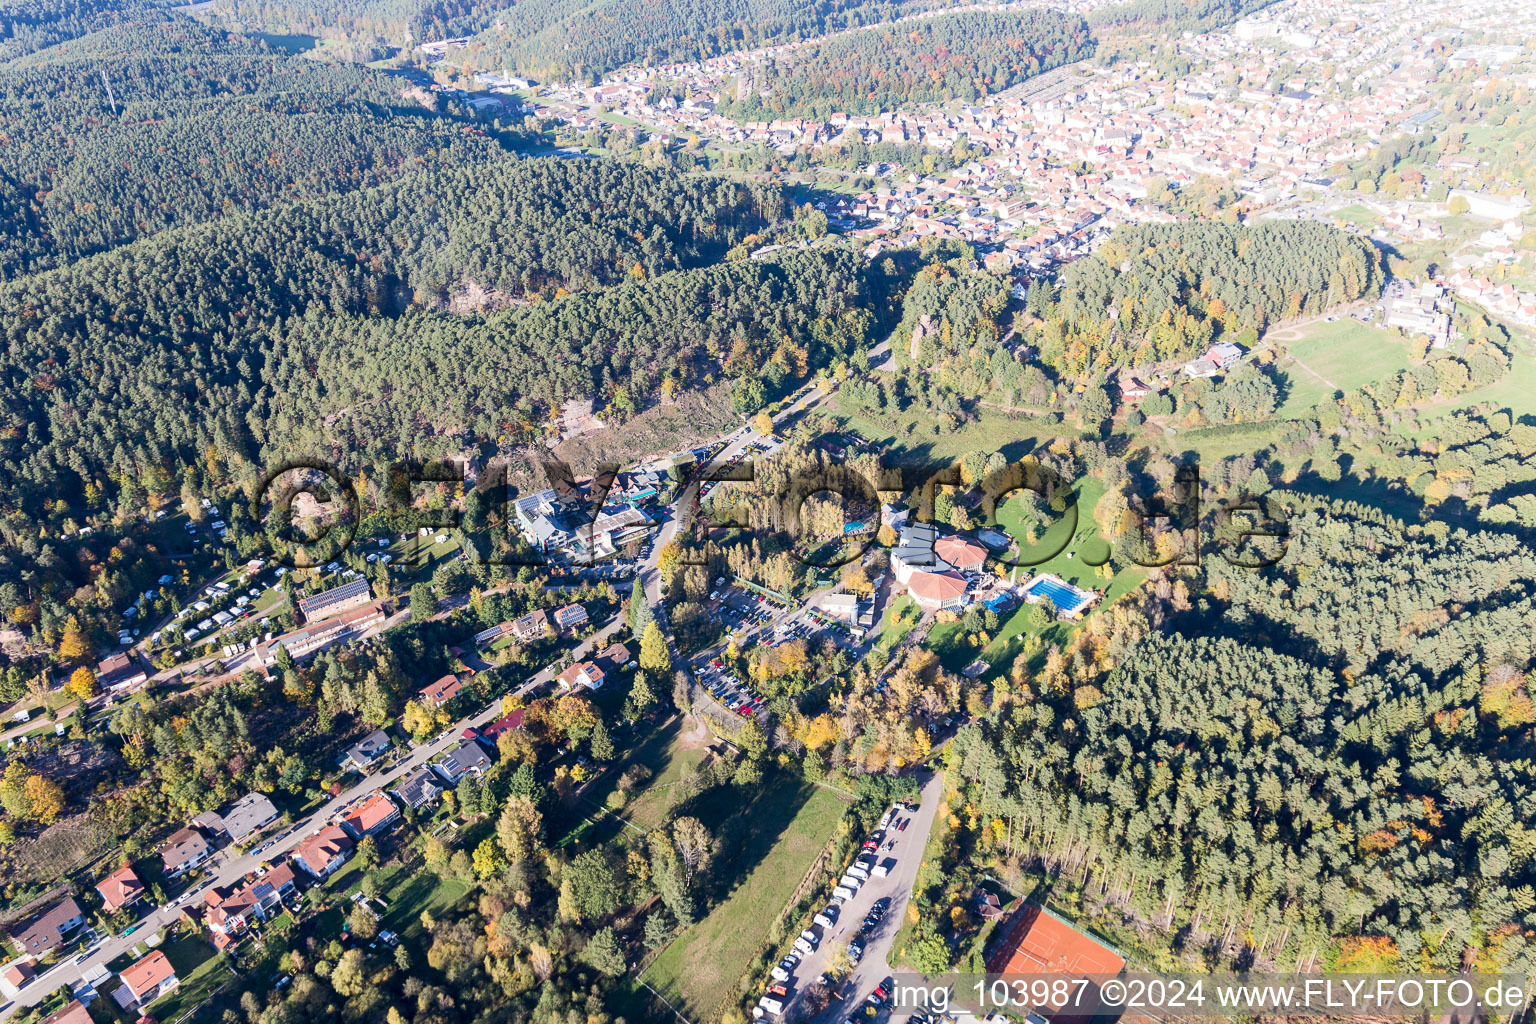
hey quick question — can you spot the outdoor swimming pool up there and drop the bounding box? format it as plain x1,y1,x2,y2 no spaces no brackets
1024,574,1094,615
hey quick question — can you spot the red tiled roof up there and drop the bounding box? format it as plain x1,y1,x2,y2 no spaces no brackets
481,709,525,740
4,960,35,987
907,570,968,603
96,865,145,912
120,950,176,1001
420,673,463,704
933,536,988,570
293,825,352,875
343,793,398,836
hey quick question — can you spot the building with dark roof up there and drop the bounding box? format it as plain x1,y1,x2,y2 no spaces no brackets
434,739,493,784
209,792,279,844
11,897,85,957
390,767,442,809
891,523,940,583
341,729,392,772
97,652,148,691
296,578,373,623
160,826,212,878
510,608,550,643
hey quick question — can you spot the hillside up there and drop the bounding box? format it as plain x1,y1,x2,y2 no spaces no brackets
0,13,515,276
0,157,788,514
718,9,1095,119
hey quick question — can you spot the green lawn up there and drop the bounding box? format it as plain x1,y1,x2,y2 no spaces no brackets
581,716,708,831
145,932,230,1024
641,777,850,1021
935,476,1146,677
830,393,1079,466
321,852,471,947
1397,338,1536,436
876,595,921,651
1276,319,1411,417
993,477,1115,590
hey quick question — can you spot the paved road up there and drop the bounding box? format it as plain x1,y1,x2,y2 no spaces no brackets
5,400,802,1016
784,770,945,1023
0,614,629,1018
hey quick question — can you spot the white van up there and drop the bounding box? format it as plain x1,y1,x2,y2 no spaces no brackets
839,874,862,891
873,859,893,878
833,885,856,902
769,965,791,983
847,864,870,881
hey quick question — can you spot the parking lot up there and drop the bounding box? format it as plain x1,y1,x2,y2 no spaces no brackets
756,779,942,1023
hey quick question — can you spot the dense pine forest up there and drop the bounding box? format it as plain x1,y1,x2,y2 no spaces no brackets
1048,221,1384,373
948,492,1536,972
1088,0,1280,35
0,155,794,516
718,9,1094,119
0,13,522,275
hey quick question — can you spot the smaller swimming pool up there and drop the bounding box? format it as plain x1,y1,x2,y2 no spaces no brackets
1025,575,1093,614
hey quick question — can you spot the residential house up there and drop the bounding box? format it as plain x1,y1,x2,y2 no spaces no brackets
203,792,279,844
1118,375,1153,401
35,1001,91,1024
96,652,147,692
553,603,589,634
340,793,401,840
471,621,514,647
118,950,178,1008
292,826,353,880
510,608,551,643
434,739,493,785
341,730,392,772
390,768,442,810
95,865,145,914
1204,342,1243,368
596,641,632,672
475,709,525,745
202,865,297,945
419,674,463,708
160,827,212,878
555,660,606,692
0,958,35,1000
11,897,86,958
296,578,373,623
